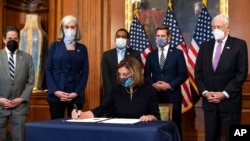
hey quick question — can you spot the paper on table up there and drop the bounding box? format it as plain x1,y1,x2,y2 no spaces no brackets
66,118,109,123
99,118,140,124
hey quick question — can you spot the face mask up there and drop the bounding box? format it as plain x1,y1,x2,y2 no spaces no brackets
120,76,133,88
7,40,18,53
156,38,168,47
116,38,127,49
63,29,76,45
212,29,225,41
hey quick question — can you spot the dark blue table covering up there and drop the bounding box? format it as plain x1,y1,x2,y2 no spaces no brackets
25,119,181,141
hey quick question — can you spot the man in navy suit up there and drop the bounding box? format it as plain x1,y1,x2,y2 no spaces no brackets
144,25,188,139
195,14,248,141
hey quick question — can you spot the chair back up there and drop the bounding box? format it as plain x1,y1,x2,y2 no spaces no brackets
159,103,173,121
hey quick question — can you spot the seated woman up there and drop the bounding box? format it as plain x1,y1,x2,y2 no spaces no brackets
72,56,160,121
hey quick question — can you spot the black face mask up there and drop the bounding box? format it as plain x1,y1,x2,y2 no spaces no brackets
7,40,18,54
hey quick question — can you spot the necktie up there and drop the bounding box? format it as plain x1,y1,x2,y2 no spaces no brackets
117,50,123,63
9,53,15,80
159,48,165,70
212,41,222,71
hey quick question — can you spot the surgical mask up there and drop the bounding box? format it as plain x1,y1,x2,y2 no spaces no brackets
212,29,225,41
156,38,168,47
116,38,127,49
7,40,18,53
63,29,76,45
120,76,133,88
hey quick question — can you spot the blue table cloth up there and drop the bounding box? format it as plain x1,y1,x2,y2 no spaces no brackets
25,119,181,141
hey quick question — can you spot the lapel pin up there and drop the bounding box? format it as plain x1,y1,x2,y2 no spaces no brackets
226,46,230,49
77,49,80,52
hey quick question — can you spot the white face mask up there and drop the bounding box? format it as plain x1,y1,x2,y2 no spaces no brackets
212,29,225,41
63,29,76,45
116,38,127,49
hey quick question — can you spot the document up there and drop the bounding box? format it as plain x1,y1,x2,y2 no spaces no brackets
66,118,109,123
65,118,140,124
99,118,140,124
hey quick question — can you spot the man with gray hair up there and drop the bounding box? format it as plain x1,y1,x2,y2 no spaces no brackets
195,14,248,141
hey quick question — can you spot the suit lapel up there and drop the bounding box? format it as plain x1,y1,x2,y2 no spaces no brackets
15,51,23,78
125,48,131,57
152,50,161,70
216,37,233,70
207,40,216,71
0,50,11,77
111,49,119,66
163,47,175,70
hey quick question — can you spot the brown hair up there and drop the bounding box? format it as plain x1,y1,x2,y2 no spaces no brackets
156,25,171,36
2,26,20,39
117,56,144,87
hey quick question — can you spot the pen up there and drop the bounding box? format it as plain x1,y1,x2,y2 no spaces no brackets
73,104,80,118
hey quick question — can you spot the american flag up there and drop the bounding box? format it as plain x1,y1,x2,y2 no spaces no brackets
128,15,152,67
163,7,192,113
188,5,214,94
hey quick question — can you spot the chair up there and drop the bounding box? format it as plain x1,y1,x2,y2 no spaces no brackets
159,103,173,121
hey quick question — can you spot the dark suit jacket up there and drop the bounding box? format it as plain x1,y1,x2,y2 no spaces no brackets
195,36,248,112
144,47,188,103
46,41,89,103
101,48,142,97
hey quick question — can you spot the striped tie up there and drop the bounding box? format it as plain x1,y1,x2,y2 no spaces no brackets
159,48,165,70
9,53,15,80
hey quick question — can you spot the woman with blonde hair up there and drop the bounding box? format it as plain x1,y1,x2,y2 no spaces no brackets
46,15,89,119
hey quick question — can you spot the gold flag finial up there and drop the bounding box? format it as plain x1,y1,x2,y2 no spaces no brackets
132,0,141,18
168,0,173,11
202,0,207,7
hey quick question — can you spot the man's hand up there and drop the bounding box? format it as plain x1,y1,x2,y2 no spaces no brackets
205,91,226,103
0,98,16,109
152,81,171,91
10,98,24,107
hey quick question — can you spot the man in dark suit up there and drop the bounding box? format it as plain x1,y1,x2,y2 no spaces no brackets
101,28,142,101
144,25,188,139
0,26,35,141
195,14,248,141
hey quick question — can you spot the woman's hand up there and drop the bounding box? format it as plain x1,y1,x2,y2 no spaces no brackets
54,91,77,102
71,110,94,119
71,109,82,119
139,115,157,122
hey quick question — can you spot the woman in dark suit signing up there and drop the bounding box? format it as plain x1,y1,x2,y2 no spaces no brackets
72,57,160,121
46,15,89,119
